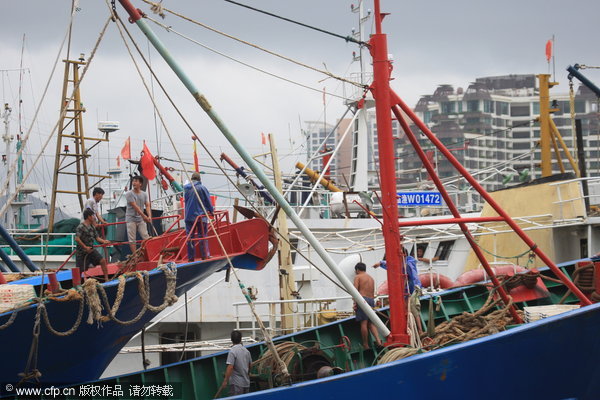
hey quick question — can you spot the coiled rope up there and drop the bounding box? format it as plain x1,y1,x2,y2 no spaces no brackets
85,262,178,326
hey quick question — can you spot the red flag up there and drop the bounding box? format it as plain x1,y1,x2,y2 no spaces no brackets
261,132,266,145
545,39,552,62
120,136,131,160
116,155,121,168
140,141,156,181
193,140,199,172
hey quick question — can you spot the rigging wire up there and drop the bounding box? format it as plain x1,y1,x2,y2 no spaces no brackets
140,0,365,89
222,0,368,46
144,16,350,101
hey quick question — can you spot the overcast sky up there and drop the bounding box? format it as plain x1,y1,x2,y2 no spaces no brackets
1,0,599,211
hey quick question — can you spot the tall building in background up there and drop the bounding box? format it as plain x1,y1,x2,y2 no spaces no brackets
304,121,337,177
403,74,599,192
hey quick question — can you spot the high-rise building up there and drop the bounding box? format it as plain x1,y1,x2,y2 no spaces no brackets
304,121,337,177
400,74,599,192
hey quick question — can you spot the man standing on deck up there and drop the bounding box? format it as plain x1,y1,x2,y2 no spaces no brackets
83,187,107,226
219,330,252,396
75,209,110,282
354,262,383,350
373,248,422,294
125,176,152,254
184,172,213,261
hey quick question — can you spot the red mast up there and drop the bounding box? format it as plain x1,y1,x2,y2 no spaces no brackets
369,0,409,345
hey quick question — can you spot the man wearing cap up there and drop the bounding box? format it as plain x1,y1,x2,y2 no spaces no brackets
184,172,214,261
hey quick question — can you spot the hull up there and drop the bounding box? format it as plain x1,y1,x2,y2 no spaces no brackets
0,216,273,385
0,257,231,383
245,303,600,400
92,262,599,400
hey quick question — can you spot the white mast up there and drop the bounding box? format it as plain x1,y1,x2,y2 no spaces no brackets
349,2,372,192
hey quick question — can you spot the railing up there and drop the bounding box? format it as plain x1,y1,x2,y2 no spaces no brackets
550,177,600,221
233,294,389,338
1,231,77,256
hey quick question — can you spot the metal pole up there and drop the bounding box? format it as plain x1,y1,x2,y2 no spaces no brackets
368,0,408,345
117,0,390,337
575,119,590,213
0,223,38,271
0,247,19,272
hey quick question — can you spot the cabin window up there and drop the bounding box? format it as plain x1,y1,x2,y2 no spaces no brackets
434,240,454,260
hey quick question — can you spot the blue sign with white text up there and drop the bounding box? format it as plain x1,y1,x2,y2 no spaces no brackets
397,192,442,206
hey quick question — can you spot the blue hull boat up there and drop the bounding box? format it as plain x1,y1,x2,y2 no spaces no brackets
0,215,274,385
242,303,600,400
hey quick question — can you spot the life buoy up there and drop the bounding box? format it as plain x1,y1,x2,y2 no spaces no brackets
418,273,454,289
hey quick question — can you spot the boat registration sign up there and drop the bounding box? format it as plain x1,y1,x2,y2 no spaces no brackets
397,192,442,206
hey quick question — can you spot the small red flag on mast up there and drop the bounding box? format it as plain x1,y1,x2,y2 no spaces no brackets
545,39,552,62
120,136,131,160
261,132,266,145
140,141,156,181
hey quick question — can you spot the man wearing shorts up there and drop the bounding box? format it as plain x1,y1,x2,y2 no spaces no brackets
125,176,152,253
353,262,382,349
75,209,110,281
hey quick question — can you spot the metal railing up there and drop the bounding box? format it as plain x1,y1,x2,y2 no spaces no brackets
1,231,77,256
550,177,600,221
233,294,388,338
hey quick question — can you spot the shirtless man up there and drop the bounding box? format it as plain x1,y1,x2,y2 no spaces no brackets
353,262,382,349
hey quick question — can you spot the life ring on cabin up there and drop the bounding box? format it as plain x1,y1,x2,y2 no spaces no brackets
418,273,454,289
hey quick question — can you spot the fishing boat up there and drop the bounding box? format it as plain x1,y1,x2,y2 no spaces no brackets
80,0,600,398
0,209,275,384
0,8,278,386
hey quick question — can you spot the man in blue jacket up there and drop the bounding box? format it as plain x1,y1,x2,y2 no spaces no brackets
184,172,214,261
373,248,422,294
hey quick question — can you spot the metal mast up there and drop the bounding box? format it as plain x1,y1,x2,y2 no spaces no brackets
2,103,14,228
369,0,409,345
48,56,110,231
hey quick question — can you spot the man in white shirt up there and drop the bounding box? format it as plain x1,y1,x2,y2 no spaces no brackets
83,187,107,226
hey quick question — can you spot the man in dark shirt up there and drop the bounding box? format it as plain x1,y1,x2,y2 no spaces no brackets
183,172,214,261
75,209,111,281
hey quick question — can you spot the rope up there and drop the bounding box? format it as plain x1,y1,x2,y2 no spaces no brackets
86,262,179,326
424,288,522,349
377,347,419,365
474,242,533,261
140,0,365,89
39,295,85,336
251,341,306,385
0,310,18,330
